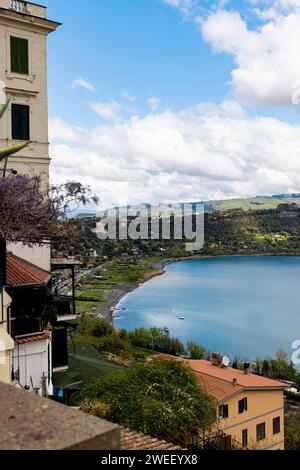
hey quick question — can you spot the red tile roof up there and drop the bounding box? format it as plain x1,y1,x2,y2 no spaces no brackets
15,332,51,345
153,355,288,403
120,428,185,450
187,360,288,390
196,372,244,402
6,254,51,287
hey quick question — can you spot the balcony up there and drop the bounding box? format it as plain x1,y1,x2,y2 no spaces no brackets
10,0,26,13
0,0,47,19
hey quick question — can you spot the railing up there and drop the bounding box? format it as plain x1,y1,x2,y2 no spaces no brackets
10,0,26,13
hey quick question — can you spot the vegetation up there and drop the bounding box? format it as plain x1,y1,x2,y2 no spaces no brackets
252,350,300,384
123,327,185,356
75,359,217,444
285,417,300,450
54,203,300,262
187,341,207,360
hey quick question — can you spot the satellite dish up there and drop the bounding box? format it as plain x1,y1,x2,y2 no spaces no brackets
222,356,230,367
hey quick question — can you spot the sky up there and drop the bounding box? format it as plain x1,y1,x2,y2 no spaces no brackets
45,0,300,209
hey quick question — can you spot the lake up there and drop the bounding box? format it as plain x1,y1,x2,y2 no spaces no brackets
115,256,300,361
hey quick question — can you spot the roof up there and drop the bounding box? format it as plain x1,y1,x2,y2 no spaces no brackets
120,428,185,451
188,360,288,390
15,332,51,346
196,372,244,402
153,355,288,403
6,254,51,287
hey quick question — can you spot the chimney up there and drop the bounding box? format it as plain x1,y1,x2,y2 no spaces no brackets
232,378,237,386
244,363,251,375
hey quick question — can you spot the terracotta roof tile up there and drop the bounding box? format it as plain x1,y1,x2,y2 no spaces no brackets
153,355,288,403
196,372,243,402
120,428,185,451
187,360,288,390
6,254,51,287
15,332,51,345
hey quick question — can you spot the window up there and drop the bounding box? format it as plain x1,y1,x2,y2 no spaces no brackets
256,422,266,442
11,104,30,141
10,37,29,75
218,404,229,419
273,417,281,435
242,429,248,448
238,397,248,414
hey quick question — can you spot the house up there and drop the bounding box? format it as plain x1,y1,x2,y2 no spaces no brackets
187,359,287,450
154,354,287,450
5,253,70,395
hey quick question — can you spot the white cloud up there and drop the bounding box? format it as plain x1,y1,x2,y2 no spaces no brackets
147,97,161,111
90,100,136,122
161,0,198,17
50,101,300,208
122,91,136,102
91,101,124,121
198,3,300,107
70,76,95,91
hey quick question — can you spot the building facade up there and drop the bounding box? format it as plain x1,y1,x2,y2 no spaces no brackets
0,288,14,383
0,0,60,271
0,2,68,395
186,359,287,450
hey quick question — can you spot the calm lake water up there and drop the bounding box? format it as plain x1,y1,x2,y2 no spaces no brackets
115,256,300,361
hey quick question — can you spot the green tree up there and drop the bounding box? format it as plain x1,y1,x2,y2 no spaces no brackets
187,341,206,360
76,359,217,444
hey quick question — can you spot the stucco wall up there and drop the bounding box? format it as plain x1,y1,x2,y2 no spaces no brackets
12,337,52,394
0,289,14,383
220,389,285,450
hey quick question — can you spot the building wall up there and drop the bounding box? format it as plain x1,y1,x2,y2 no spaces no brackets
0,1,59,270
0,4,50,188
0,289,14,383
12,337,52,395
219,389,285,450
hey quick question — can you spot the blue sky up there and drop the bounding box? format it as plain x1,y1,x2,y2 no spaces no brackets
46,0,233,125
46,0,300,208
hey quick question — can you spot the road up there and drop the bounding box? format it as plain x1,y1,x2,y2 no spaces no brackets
55,264,105,293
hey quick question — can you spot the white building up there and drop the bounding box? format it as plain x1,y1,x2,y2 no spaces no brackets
0,288,14,383
13,332,52,395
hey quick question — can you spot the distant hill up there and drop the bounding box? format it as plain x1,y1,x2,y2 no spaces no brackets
93,194,300,218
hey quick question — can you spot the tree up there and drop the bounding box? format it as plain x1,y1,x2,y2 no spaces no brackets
76,359,217,445
0,99,98,244
187,341,206,360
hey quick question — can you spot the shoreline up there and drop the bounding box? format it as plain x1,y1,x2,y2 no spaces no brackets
97,252,300,322
96,266,165,322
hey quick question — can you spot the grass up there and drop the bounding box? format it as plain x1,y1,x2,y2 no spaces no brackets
215,197,282,211
74,261,159,315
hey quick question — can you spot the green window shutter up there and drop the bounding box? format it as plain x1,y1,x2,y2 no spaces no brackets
11,104,30,141
10,37,29,75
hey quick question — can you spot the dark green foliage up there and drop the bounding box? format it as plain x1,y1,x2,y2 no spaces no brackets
77,316,114,338
129,327,185,356
285,417,300,450
76,359,217,444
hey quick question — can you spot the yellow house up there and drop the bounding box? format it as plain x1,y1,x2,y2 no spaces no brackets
0,288,14,383
186,359,287,450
